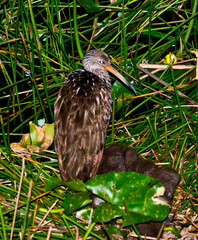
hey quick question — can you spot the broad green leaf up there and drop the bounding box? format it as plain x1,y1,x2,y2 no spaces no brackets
29,122,45,146
112,81,134,112
77,0,100,13
62,192,91,215
46,179,65,191
92,202,125,222
123,206,167,226
29,122,39,145
63,179,87,192
46,178,87,192
86,172,170,224
112,81,134,99
44,123,54,140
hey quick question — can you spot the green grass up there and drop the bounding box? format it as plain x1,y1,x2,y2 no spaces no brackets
0,0,198,239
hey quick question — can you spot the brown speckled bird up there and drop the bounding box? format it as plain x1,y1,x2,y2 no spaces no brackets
54,50,136,181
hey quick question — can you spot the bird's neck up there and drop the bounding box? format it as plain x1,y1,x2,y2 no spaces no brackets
84,68,111,88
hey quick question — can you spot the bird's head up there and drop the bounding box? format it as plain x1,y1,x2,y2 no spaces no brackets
83,50,136,94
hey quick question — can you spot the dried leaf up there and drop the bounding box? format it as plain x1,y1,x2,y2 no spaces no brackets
41,123,54,150
10,143,27,152
26,144,41,153
10,122,54,154
29,122,44,145
18,133,31,146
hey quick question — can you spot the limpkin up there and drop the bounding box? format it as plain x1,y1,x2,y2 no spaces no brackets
54,50,136,181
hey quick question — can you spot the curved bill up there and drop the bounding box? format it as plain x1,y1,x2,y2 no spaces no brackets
104,65,136,95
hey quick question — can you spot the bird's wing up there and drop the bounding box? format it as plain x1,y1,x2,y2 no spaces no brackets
54,70,111,181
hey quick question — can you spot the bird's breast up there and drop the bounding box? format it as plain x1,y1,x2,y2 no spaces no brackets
55,69,112,132
62,69,111,98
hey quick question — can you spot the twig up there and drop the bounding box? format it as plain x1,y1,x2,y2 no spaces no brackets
21,179,33,240
10,158,25,240
37,199,59,227
46,226,52,240
137,65,197,105
191,50,198,79
138,63,194,70
111,62,171,99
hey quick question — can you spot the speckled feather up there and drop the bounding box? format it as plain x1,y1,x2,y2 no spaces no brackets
54,67,112,181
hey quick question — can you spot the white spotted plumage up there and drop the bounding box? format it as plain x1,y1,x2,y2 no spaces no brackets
54,50,135,182
54,50,112,181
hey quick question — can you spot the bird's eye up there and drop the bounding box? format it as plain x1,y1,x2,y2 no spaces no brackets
99,60,104,64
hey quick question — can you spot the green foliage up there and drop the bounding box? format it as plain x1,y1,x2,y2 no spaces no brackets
46,172,169,226
44,123,55,141
46,178,87,192
29,122,40,145
10,122,54,153
87,172,170,224
62,192,91,215
29,122,55,146
77,0,100,13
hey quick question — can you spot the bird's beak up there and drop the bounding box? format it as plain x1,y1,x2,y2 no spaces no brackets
104,65,136,95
